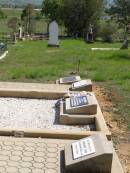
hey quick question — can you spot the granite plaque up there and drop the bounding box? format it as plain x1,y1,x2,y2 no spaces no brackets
70,96,88,107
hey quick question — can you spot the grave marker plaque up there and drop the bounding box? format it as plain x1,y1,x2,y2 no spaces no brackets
72,137,96,159
59,76,81,84
70,96,88,107
71,79,92,92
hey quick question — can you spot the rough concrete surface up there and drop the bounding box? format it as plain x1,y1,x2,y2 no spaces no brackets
0,97,92,131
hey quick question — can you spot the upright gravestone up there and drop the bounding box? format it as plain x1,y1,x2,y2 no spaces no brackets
19,26,23,40
48,21,59,47
86,24,94,43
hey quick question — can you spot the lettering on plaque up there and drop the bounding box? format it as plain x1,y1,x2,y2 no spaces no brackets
72,137,96,160
70,96,88,107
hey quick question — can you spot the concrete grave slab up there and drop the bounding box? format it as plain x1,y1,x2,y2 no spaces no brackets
0,82,111,139
0,136,124,173
65,134,113,173
71,79,92,91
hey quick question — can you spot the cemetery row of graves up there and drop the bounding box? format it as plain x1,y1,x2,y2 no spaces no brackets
0,75,124,173
0,19,128,172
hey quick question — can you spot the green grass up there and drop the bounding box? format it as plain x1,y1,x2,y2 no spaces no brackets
0,39,130,128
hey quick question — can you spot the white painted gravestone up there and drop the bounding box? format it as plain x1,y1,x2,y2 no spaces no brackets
19,26,23,39
48,21,59,47
65,134,113,173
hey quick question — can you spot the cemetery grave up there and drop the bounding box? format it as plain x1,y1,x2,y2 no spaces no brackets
0,80,124,173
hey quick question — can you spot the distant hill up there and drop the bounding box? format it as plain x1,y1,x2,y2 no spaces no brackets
0,0,43,8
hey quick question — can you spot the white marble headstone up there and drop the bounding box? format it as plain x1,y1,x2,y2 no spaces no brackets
48,21,59,46
19,27,23,39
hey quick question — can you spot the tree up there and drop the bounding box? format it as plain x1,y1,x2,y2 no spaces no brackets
109,0,130,37
8,17,19,33
63,0,103,37
98,21,118,42
41,0,103,37
41,0,63,22
21,4,35,35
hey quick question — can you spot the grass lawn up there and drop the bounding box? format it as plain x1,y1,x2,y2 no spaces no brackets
0,39,130,128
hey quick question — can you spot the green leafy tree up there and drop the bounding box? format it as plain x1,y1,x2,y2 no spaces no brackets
41,0,103,37
41,0,63,22
63,0,103,37
98,21,118,42
109,0,130,37
8,17,19,33
21,4,35,34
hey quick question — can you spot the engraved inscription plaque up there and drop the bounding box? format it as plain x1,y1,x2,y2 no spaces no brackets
72,137,96,160
70,96,88,107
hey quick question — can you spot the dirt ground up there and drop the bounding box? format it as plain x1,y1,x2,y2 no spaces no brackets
94,84,130,173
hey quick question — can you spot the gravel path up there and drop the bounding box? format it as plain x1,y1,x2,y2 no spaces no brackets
0,97,95,131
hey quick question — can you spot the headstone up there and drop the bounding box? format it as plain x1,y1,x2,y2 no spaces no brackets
19,26,23,39
59,92,97,125
71,79,92,91
59,76,81,84
65,93,97,115
121,39,129,49
86,24,94,43
65,134,113,173
48,21,59,47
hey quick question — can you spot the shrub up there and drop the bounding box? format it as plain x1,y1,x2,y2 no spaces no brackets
98,21,118,42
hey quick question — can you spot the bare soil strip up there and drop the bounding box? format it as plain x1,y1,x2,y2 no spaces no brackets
94,84,130,173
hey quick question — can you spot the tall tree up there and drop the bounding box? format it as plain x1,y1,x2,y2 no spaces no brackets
8,17,19,33
21,4,35,35
63,0,103,37
41,0,103,37
109,0,130,24
109,0,130,36
41,0,63,22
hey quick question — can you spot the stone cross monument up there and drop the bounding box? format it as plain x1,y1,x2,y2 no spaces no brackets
48,21,59,47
